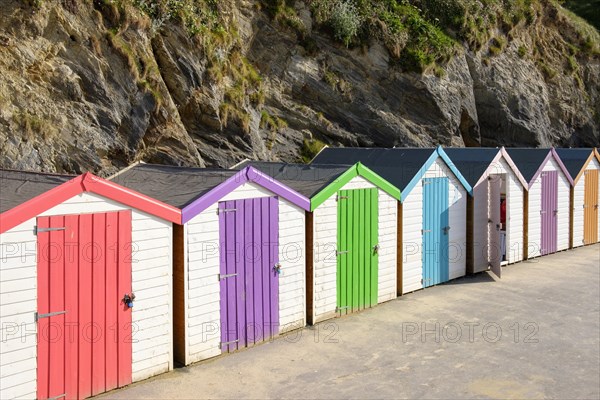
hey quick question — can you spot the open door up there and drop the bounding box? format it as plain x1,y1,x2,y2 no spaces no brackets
489,176,502,278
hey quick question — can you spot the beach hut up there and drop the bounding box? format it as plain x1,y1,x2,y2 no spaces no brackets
555,148,600,247
111,163,310,365
312,147,472,295
505,148,574,258
0,169,180,400
444,147,529,277
235,161,401,324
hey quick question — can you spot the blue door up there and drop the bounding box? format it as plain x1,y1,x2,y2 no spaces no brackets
422,177,449,287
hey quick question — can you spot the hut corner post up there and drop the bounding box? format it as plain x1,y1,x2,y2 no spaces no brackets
466,195,475,274
523,190,529,260
396,201,403,296
305,211,315,325
172,223,186,366
569,186,574,249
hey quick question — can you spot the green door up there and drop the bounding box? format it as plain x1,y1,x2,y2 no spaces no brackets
337,188,379,315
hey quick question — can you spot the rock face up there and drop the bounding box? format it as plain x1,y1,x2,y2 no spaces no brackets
0,0,598,176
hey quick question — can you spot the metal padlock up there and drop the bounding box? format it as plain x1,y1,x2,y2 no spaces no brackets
123,293,136,308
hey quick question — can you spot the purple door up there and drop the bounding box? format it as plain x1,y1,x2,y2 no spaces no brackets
540,171,558,255
219,197,279,352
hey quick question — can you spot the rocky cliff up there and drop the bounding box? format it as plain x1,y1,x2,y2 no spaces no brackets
0,0,598,175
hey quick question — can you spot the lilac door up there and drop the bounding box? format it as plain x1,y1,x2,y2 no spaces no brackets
219,197,279,352
540,171,558,255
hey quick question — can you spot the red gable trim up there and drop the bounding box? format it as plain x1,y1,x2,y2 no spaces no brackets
0,173,181,234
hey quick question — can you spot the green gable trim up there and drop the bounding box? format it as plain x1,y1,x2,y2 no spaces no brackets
310,162,401,211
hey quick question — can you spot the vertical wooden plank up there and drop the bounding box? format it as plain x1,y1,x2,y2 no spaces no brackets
269,197,279,336
569,186,574,249
260,198,271,339
235,199,246,349
396,202,403,296
244,199,255,345
370,189,378,306
351,189,359,312
337,191,345,313
357,189,365,310
252,199,263,344
91,213,106,396
218,202,229,351
362,189,369,309
305,211,314,325
64,215,80,399
105,212,119,391
172,223,186,365
225,201,238,351
117,210,132,388
48,215,66,399
78,213,93,398
36,216,51,400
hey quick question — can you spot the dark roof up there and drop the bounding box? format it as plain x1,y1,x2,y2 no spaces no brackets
236,161,349,198
111,163,237,208
443,148,500,187
504,148,551,183
554,148,595,180
0,169,75,213
311,147,435,191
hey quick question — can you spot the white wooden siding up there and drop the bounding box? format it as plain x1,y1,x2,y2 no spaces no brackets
0,192,173,399
311,176,398,323
184,182,305,365
573,174,585,248
507,172,525,263
401,158,467,293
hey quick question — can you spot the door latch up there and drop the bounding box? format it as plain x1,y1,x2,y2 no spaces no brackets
373,244,380,254
123,293,135,308
273,263,282,275
443,226,451,234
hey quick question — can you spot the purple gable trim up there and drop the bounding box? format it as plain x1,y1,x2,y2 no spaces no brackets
527,148,574,189
181,166,310,224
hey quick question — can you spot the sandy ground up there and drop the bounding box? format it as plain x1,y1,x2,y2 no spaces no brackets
99,244,600,399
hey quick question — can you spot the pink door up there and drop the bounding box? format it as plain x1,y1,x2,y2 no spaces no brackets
37,211,132,400
540,171,558,255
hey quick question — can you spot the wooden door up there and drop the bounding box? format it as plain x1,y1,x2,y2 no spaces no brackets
489,176,502,278
540,171,558,255
422,178,449,287
336,188,378,315
218,197,279,352
36,211,132,400
584,170,599,244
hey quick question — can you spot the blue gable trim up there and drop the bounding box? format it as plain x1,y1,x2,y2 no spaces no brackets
400,146,473,202
437,146,473,195
400,149,438,202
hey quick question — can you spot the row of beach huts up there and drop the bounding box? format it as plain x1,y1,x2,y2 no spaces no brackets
0,146,598,399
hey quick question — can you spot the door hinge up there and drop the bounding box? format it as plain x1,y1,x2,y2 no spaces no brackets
336,195,349,201
421,229,431,234
47,394,67,400
34,226,66,235
216,208,237,215
35,310,67,322
219,339,239,349
336,306,350,312
336,250,350,255
218,273,238,280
